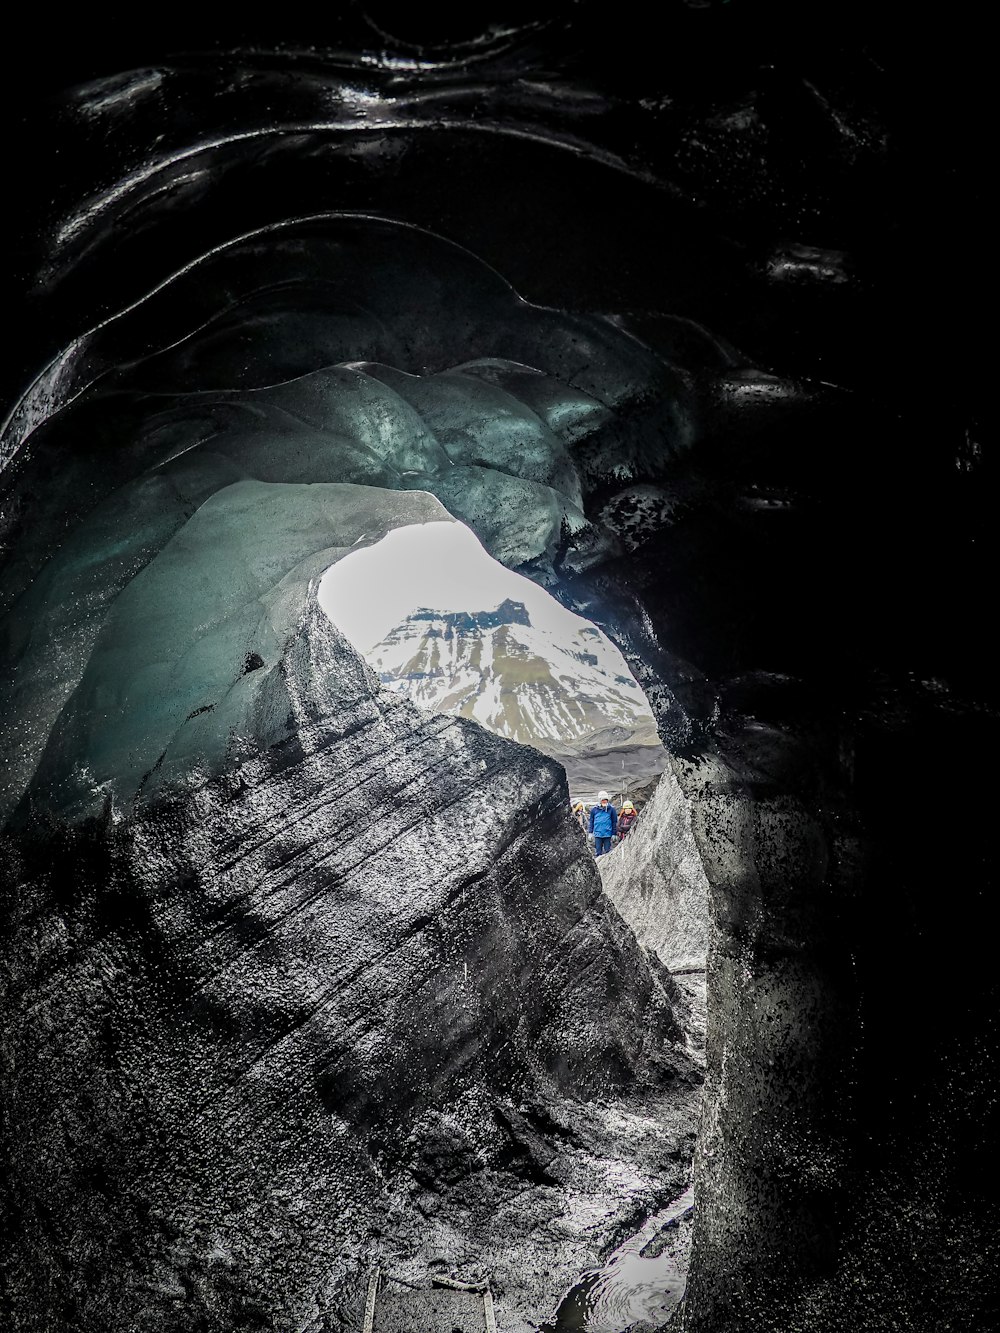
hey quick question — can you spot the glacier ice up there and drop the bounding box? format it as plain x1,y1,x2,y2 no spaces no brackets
1,220,697,830
10,483,452,824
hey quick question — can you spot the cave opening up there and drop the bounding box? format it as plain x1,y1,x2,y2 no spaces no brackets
318,517,670,810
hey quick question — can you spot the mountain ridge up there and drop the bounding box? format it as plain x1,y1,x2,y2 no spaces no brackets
367,598,666,793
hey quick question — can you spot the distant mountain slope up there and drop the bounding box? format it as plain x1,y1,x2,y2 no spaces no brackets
368,598,665,792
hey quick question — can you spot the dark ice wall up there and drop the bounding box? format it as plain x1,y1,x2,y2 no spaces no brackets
1,8,996,1332
2,594,692,1331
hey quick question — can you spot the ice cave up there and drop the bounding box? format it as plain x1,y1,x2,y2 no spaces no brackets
0,12,995,1333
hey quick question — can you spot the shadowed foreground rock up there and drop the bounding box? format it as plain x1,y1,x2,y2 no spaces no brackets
0,605,698,1333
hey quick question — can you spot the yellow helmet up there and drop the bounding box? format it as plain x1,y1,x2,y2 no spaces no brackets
622,801,634,811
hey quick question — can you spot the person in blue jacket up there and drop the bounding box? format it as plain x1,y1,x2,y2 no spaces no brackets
588,790,618,856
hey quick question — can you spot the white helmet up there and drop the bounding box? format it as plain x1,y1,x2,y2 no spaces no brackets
598,790,610,801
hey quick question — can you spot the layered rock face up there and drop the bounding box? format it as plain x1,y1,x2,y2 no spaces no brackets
1,599,695,1332
370,599,655,750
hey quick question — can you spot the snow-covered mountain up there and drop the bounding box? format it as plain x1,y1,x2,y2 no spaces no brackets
367,598,665,789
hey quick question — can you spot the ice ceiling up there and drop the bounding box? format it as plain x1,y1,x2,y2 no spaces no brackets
0,216,698,826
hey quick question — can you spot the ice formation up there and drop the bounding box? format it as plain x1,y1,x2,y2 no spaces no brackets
1,220,695,830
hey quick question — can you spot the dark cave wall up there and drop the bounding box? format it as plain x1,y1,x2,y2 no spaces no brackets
592,387,1000,1327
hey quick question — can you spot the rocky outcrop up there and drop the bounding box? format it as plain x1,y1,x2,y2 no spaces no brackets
596,767,710,974
0,602,698,1333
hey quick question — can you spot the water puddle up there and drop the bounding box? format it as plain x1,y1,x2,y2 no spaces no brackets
538,1186,694,1332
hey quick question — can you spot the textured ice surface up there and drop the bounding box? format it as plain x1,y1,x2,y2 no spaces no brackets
1,221,696,829
19,483,451,822
2,598,698,1333
0,18,995,1333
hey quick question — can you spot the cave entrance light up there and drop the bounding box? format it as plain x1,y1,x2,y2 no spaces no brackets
318,519,668,806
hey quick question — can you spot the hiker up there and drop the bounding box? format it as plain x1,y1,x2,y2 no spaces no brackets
617,800,638,839
588,790,618,856
571,800,587,832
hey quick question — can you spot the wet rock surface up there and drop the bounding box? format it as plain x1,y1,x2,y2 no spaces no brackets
374,1286,487,1333
1,604,699,1332
541,1185,696,1333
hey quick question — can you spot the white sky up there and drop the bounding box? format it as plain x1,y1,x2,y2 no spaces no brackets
318,520,593,652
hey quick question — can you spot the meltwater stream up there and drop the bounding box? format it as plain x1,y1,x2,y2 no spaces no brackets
540,1186,694,1332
